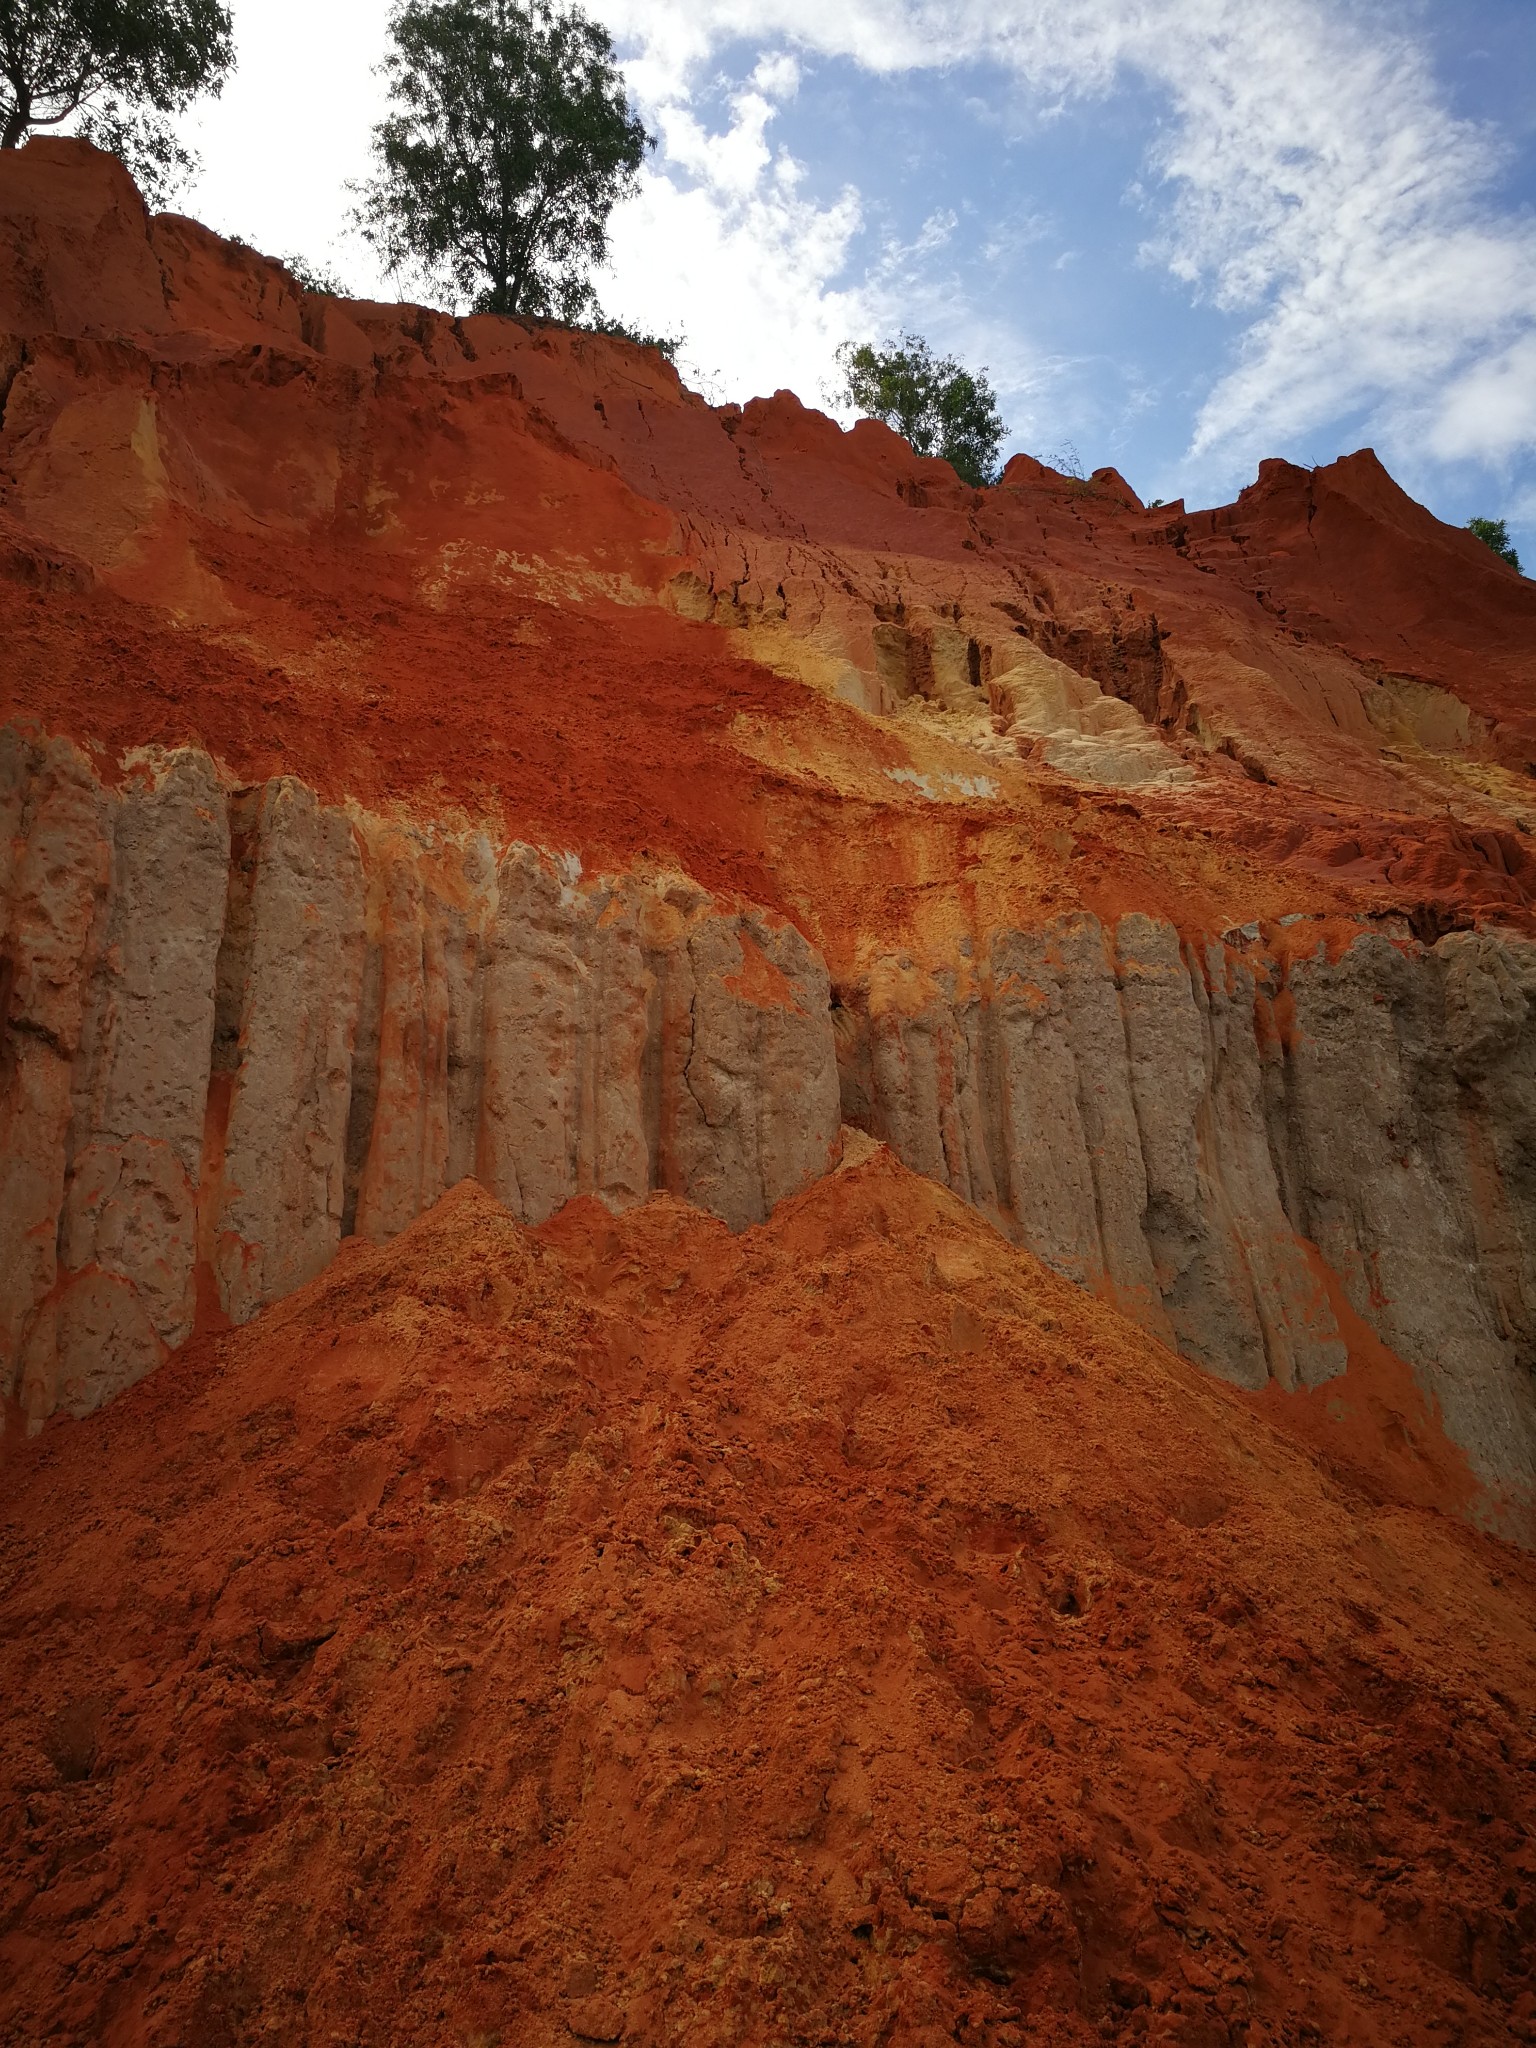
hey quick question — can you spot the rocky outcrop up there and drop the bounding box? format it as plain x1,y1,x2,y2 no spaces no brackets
212,778,367,1324
5,723,1535,1518
1,730,115,1424
0,729,841,1427
1278,930,1536,1502
985,641,1196,788
840,913,1536,1508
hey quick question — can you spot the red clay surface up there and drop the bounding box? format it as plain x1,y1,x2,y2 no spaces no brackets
4,142,1536,2048
4,138,1536,967
2,1156,1533,2048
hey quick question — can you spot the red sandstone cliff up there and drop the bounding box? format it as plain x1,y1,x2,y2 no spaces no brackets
2,139,1535,2046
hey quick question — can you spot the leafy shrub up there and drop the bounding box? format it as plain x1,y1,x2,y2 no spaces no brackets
282,253,349,298
1468,516,1522,574
836,332,1007,488
580,312,682,362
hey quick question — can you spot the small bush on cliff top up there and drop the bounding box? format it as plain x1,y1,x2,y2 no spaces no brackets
355,0,650,322
836,334,1008,488
1468,516,1522,574
578,311,682,362
281,251,349,298
0,0,233,204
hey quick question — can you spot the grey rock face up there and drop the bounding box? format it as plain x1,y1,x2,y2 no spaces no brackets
665,902,843,1231
476,854,840,1233
0,728,842,1428
212,777,367,1324
72,749,229,1185
4,722,1533,1526
49,749,230,1410
1,738,231,1422
0,729,114,1424
477,844,652,1227
1275,933,1536,1503
847,912,1536,1511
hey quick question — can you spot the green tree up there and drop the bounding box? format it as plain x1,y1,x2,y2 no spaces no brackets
0,1,234,204
1468,516,1522,575
836,332,1008,488
356,0,650,321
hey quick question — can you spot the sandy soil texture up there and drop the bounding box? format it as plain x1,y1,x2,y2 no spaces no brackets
2,1154,1532,2046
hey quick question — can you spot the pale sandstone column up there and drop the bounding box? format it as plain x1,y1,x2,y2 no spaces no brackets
214,778,366,1323
0,732,113,1425
45,748,229,1415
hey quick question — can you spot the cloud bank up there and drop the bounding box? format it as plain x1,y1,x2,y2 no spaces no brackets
596,58,866,408
592,0,1536,480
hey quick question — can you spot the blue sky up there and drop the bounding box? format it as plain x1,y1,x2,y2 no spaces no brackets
166,0,1536,557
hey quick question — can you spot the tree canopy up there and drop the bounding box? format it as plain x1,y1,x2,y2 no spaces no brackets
1468,516,1522,575
0,0,233,201
836,333,1008,488
356,0,650,322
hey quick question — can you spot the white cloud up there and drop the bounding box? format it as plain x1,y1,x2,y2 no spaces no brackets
591,0,1536,477
750,51,801,100
1123,7,1536,475
657,92,776,200
173,0,393,287
1507,480,1536,544
594,46,867,403
599,162,864,405
1426,334,1536,467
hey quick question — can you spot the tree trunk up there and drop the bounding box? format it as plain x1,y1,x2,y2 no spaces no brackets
492,211,512,318
1,98,30,149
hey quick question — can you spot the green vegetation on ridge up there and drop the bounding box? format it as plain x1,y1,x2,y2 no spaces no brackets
1468,516,1523,574
836,332,1008,488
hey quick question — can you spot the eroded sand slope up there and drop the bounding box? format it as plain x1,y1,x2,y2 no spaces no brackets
2,135,1536,2045
2,1158,1533,2046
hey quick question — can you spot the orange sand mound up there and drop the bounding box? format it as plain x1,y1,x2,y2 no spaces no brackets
2,1155,1532,2047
